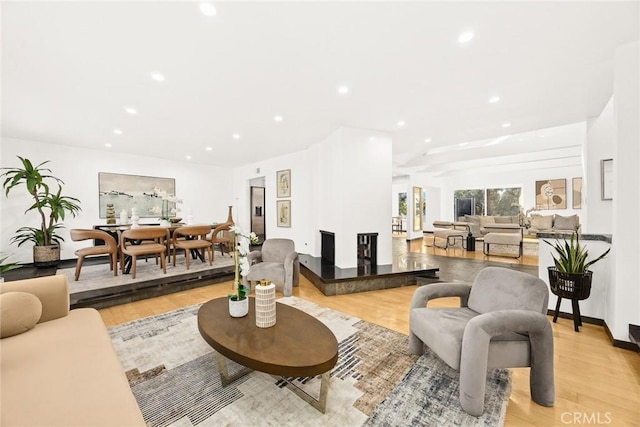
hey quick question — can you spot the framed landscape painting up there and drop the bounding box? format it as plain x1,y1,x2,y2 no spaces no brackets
98,172,175,218
277,200,291,227
535,179,566,210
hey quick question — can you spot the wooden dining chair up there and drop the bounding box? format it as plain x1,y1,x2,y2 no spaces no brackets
172,225,212,269
70,229,118,281
210,223,232,261
120,227,169,279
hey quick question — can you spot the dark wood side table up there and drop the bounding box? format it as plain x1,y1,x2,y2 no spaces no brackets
197,297,338,413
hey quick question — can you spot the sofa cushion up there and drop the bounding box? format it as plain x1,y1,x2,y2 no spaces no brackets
530,215,553,230
480,216,495,226
0,292,42,338
554,214,579,231
494,216,512,224
464,215,481,225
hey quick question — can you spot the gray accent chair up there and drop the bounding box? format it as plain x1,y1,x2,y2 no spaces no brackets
246,238,299,297
409,267,554,416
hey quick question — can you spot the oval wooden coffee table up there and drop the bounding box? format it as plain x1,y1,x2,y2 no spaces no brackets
197,297,338,413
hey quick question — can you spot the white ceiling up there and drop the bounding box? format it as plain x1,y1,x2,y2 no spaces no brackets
2,1,638,175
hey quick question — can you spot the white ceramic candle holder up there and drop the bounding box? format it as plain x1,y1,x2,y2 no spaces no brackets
255,282,276,328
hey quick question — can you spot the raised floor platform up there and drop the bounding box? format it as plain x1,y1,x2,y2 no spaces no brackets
299,254,439,296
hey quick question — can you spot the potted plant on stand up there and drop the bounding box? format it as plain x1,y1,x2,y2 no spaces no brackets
1,156,82,267
228,225,259,317
544,233,610,332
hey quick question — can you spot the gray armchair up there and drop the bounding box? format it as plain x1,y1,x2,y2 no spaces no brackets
246,238,299,297
409,267,554,416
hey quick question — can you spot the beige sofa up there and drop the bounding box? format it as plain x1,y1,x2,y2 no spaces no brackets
527,214,581,235
0,275,145,427
457,214,521,237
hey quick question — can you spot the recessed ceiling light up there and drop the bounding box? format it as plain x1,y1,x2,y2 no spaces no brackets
104,143,112,148
502,122,511,128
150,72,165,82
396,120,406,127
113,129,123,135
124,107,137,115
458,31,474,44
337,85,349,95
424,138,432,143
274,115,283,122
489,96,500,103
205,146,213,151
232,133,240,140
199,2,217,17
185,155,192,160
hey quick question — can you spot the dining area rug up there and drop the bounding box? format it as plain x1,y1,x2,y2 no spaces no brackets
60,254,235,298
108,297,510,426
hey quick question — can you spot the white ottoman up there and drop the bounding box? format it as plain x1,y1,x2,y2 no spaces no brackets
483,232,523,258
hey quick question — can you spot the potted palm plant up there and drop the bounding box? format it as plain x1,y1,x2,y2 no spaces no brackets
544,233,610,331
1,156,82,267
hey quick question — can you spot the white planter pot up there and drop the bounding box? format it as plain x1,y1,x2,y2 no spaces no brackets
228,297,249,318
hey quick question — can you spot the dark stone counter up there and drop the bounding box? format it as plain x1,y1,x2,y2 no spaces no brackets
537,233,612,244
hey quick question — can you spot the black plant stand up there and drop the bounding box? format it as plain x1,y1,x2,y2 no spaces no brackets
548,267,592,332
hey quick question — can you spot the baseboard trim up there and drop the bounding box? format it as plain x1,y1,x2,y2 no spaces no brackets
604,322,639,352
547,310,637,351
546,309,603,326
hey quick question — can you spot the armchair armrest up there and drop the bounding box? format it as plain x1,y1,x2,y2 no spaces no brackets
284,251,298,270
247,250,262,264
0,275,70,323
460,310,554,415
410,283,472,310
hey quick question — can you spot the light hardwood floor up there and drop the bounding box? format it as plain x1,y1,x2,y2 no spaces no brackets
100,274,640,426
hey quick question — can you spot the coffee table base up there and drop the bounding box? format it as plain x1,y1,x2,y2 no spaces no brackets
214,353,330,413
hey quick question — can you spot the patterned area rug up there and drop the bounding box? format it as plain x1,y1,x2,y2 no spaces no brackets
108,297,510,426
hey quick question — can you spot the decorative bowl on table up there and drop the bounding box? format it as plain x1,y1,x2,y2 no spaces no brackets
169,217,182,223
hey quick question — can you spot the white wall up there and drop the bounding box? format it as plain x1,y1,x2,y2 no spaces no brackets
1,137,232,263
233,126,393,269
585,97,615,234
232,149,313,255
440,164,584,222
608,41,640,341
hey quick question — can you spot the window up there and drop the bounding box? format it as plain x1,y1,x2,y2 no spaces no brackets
454,189,484,216
398,193,407,216
486,187,521,216
454,187,521,217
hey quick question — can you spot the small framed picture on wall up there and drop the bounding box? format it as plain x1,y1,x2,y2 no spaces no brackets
277,200,291,227
276,169,291,198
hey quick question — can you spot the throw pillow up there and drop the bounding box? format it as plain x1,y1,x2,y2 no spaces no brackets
464,215,480,225
554,214,579,231
494,216,512,224
0,292,43,338
530,215,553,230
480,216,495,226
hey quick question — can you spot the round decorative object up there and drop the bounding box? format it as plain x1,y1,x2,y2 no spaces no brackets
229,297,249,318
169,217,182,223
255,282,276,328
159,219,170,228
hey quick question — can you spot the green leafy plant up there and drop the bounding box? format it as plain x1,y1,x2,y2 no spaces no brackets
544,233,610,274
1,156,81,247
0,253,21,275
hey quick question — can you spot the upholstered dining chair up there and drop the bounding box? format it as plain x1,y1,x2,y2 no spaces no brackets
70,229,118,281
172,225,212,269
409,266,554,416
209,223,232,260
119,227,169,279
246,238,299,297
